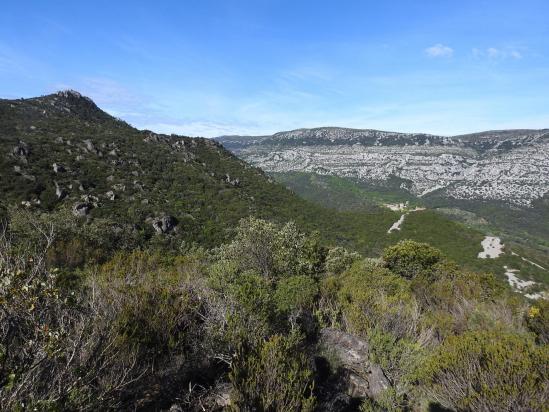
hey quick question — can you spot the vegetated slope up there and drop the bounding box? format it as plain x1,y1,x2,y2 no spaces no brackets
0,91,516,273
217,128,549,285
274,171,549,287
0,90,334,249
3,215,547,411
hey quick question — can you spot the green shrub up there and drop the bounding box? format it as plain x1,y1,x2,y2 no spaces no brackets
94,250,205,352
383,240,443,279
229,333,315,411
216,217,326,279
417,331,549,411
338,261,418,339
526,300,549,344
274,275,318,313
325,246,361,276
360,388,407,412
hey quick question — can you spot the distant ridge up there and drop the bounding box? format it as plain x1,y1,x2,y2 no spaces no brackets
215,126,549,206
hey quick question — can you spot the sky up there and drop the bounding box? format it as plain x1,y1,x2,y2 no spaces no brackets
1,0,549,137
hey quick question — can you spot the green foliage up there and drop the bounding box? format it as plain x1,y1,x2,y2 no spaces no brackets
325,246,362,276
526,300,549,344
229,333,315,412
383,240,443,278
417,331,549,411
0,218,209,410
94,250,205,352
360,388,408,412
217,217,325,279
338,261,419,339
274,275,318,313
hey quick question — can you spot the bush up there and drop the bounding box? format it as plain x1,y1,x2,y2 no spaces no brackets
274,275,318,313
383,240,443,279
417,331,549,411
325,246,361,276
0,225,209,410
216,217,326,279
93,250,206,353
0,222,144,410
338,261,419,339
229,333,315,411
526,300,549,344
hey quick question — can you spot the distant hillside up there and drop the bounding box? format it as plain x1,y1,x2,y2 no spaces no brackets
216,126,549,206
216,127,549,289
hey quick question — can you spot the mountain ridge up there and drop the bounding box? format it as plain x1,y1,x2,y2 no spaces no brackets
215,126,549,206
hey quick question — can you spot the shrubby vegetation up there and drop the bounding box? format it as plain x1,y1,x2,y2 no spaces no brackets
1,209,547,411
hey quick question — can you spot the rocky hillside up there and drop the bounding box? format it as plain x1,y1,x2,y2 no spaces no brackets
217,127,549,207
0,91,335,249
0,91,484,258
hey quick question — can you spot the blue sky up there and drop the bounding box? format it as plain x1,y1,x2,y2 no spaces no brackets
1,1,548,137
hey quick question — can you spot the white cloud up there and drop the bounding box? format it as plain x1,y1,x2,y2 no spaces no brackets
472,47,523,60
487,47,501,58
425,44,454,58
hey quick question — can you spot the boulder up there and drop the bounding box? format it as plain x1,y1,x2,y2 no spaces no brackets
83,139,96,153
54,181,67,200
112,183,126,192
52,163,66,173
81,194,99,206
225,174,240,187
12,141,30,163
151,215,177,234
319,328,390,400
72,202,92,217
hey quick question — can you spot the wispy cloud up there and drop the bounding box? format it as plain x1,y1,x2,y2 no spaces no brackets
472,47,523,60
140,121,268,138
425,44,454,58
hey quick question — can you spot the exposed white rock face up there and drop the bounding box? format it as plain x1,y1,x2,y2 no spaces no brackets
503,266,536,290
502,266,547,300
478,236,504,258
217,127,549,206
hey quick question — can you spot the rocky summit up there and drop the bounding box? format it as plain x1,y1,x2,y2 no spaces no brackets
217,127,549,207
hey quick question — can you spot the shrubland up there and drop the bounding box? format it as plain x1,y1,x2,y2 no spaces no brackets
0,209,547,411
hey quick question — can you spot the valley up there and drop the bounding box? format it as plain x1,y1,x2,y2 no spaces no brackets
216,130,549,294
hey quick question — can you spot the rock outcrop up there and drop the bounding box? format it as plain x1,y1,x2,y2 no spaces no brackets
151,216,177,234
318,328,390,400
72,202,92,217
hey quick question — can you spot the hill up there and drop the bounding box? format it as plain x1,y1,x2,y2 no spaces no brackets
0,92,546,293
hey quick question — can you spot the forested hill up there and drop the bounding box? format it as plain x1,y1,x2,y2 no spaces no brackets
0,90,490,266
